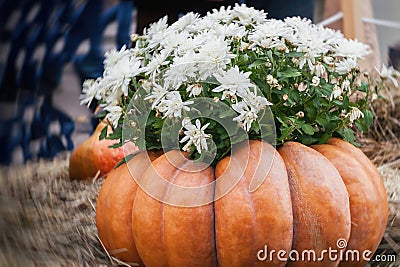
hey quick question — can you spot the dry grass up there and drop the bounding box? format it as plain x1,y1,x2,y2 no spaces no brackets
0,154,113,266
360,79,400,166
370,163,400,267
362,84,400,267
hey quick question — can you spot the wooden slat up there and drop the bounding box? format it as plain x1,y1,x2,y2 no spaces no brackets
340,0,381,69
340,0,366,41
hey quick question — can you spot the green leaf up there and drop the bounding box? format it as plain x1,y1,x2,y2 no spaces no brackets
266,50,273,62
300,135,319,145
285,51,306,58
108,127,122,140
277,68,302,78
305,106,317,120
301,124,315,135
237,54,249,65
248,59,267,68
319,133,332,144
99,125,108,140
332,100,343,106
108,142,123,149
356,109,374,132
337,128,356,144
342,96,349,109
114,153,138,169
316,115,328,128
279,125,294,141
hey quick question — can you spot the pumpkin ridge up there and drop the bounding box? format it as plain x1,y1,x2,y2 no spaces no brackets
161,158,191,266
241,153,259,265
284,158,322,252
311,141,388,267
211,185,220,267
327,138,386,195
326,139,388,225
281,144,323,249
215,152,257,266
214,140,293,266
242,142,267,262
279,142,351,267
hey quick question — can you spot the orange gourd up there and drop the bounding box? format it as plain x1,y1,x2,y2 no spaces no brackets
69,121,137,179
95,139,388,266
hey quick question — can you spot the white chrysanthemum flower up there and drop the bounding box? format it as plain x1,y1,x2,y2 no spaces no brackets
311,76,320,86
284,16,312,30
144,49,171,76
211,23,247,40
164,51,198,89
103,56,142,96
180,118,211,154
348,107,364,123
334,39,371,59
232,101,258,131
145,16,168,36
288,21,338,70
188,16,216,32
175,33,205,56
104,45,132,68
335,58,358,75
196,36,235,79
80,79,99,107
206,6,233,24
104,105,123,128
145,16,170,49
313,62,327,78
170,12,200,32
144,83,169,108
318,26,344,46
291,26,332,70
298,82,307,92
241,88,272,112
213,66,253,100
375,64,400,87
249,19,293,49
157,91,193,118
341,79,351,91
330,85,342,101
232,4,267,26
162,31,190,51
187,83,203,97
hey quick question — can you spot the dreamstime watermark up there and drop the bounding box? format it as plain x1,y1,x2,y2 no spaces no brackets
257,238,396,263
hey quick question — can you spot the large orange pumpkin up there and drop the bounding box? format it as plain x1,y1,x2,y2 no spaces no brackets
95,138,388,266
69,121,138,179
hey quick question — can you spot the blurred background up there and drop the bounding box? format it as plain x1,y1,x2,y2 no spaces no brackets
0,0,399,164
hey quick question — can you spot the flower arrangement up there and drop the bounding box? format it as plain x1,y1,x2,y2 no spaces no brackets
80,4,398,165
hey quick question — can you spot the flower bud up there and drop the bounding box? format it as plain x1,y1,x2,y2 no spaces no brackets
296,111,305,118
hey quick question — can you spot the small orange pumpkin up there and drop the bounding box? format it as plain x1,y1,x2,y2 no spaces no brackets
69,121,137,179
95,139,388,266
